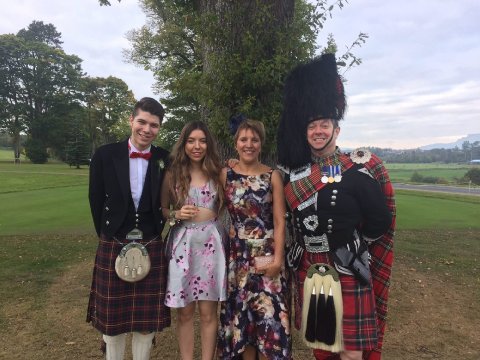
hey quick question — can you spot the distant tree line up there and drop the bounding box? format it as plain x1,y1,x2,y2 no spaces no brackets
369,141,480,164
0,21,136,166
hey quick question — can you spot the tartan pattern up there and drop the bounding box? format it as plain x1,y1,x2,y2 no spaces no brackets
362,153,396,360
311,153,396,360
296,252,378,351
286,150,395,359
284,152,354,210
284,163,323,210
86,235,171,336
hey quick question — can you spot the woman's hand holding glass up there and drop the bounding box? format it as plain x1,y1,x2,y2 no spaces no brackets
176,204,200,221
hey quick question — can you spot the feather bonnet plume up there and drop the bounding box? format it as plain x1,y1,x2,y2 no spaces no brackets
277,53,346,169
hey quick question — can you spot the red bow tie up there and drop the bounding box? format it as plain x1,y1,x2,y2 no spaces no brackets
130,151,152,160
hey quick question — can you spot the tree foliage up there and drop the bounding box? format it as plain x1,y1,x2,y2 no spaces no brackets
372,141,480,164
0,21,84,163
465,168,480,185
65,115,91,168
82,76,136,155
1,21,136,163
109,0,367,155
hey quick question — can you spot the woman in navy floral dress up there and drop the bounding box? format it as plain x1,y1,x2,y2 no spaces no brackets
217,118,292,360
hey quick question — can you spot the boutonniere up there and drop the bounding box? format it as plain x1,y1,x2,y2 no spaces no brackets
157,159,165,170
155,159,165,179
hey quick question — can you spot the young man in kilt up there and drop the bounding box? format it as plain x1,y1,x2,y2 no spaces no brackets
277,54,396,360
87,97,171,360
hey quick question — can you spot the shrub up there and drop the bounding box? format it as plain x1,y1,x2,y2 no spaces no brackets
25,138,48,164
410,171,423,182
465,168,480,185
422,176,441,184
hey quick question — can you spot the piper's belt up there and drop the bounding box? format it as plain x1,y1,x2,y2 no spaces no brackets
304,234,330,253
302,229,358,254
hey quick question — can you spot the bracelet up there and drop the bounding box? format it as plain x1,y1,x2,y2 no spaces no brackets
168,206,177,226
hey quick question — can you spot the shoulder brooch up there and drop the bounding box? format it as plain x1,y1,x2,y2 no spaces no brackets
350,148,372,164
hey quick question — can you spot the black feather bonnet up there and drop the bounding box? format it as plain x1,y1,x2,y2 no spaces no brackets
277,53,346,169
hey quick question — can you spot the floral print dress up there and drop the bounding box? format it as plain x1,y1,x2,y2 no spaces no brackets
217,168,292,360
165,181,227,307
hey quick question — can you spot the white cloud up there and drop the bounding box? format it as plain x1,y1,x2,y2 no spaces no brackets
316,0,480,149
1,0,479,149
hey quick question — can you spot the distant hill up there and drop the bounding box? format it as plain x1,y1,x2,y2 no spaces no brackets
420,134,480,150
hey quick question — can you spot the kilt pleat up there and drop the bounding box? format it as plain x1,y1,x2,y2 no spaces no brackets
87,235,171,335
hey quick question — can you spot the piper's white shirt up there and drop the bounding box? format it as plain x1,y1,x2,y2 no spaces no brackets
128,139,151,210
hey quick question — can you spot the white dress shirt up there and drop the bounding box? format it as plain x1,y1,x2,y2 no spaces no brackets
128,139,151,210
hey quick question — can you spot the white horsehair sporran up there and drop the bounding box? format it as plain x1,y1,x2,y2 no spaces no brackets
114,228,152,282
302,263,343,352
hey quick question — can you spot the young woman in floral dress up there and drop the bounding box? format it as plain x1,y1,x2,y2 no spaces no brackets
217,118,292,360
161,121,226,360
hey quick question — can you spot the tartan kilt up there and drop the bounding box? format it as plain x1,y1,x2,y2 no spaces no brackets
86,234,171,336
294,251,378,352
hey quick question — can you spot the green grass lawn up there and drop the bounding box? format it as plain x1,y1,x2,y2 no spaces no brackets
1,162,478,235
0,185,93,235
0,162,91,235
386,163,474,183
0,147,26,162
0,162,479,358
395,190,480,230
0,147,74,163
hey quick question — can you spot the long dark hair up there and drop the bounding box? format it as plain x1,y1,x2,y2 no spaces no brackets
168,121,224,209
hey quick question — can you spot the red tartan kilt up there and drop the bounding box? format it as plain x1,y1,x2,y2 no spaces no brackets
295,251,378,352
87,235,171,336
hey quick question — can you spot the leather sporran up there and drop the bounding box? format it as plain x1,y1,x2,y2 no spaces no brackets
115,242,151,282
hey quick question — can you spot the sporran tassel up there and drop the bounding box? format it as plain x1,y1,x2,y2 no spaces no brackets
324,287,337,345
302,263,344,353
315,284,327,342
305,286,317,342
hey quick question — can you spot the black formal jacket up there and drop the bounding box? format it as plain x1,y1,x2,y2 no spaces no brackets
88,139,169,238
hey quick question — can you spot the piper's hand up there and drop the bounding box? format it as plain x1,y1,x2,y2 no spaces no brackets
178,204,199,220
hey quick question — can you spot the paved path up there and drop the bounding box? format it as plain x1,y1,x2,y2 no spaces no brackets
394,183,480,196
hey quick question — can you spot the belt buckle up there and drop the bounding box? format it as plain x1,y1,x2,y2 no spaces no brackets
304,234,330,253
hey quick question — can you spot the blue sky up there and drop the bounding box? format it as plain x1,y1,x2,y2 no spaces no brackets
1,0,479,149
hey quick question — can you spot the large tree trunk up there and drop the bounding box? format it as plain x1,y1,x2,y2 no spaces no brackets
197,0,294,122
10,115,22,163
12,133,21,163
